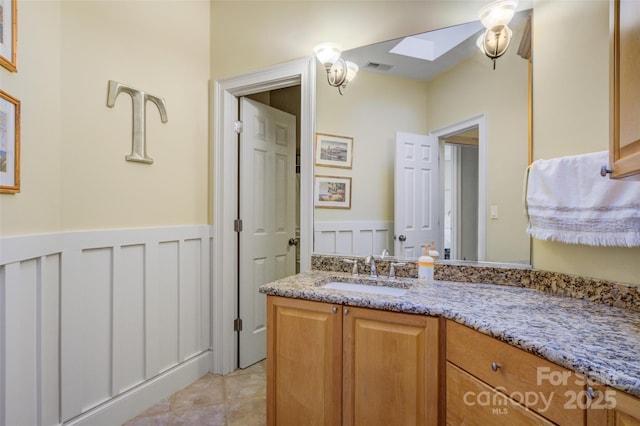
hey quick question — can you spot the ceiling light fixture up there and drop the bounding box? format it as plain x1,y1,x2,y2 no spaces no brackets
314,42,359,95
477,0,518,69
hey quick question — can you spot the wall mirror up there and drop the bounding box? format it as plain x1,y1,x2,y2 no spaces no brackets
313,9,533,265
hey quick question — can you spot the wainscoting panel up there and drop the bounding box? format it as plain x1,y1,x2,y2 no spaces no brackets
0,252,61,426
0,226,211,426
313,221,394,256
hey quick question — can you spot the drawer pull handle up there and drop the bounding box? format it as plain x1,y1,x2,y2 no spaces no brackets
491,362,502,372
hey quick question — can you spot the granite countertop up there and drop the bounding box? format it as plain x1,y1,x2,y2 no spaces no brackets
259,270,640,398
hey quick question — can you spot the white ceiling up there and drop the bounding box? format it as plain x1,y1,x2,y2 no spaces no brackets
342,10,530,82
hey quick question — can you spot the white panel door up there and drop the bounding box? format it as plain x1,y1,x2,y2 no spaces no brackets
239,98,296,368
394,132,440,258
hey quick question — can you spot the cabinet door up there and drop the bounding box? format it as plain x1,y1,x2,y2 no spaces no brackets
342,307,440,426
267,296,342,426
587,385,640,426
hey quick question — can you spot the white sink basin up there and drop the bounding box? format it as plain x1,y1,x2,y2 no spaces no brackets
321,281,407,296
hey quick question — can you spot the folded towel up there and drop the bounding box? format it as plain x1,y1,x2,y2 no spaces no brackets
525,151,640,247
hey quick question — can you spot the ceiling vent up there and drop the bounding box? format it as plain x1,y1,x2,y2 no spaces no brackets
365,62,394,72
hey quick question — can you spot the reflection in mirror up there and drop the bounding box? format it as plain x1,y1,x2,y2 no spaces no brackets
314,10,532,265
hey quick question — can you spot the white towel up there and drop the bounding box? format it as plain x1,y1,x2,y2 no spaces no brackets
525,151,640,247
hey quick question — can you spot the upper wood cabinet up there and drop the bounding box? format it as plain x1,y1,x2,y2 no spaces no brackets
609,0,640,178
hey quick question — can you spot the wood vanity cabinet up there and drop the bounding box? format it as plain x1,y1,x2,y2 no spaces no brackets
446,320,585,425
587,384,640,426
266,295,440,426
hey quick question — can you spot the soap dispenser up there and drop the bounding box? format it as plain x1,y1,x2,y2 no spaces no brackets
428,240,440,261
418,244,434,284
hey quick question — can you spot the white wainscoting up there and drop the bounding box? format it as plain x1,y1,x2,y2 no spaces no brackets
0,226,212,426
313,221,394,256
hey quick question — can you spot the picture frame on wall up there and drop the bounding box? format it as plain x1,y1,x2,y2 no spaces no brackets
0,0,17,72
0,89,20,193
314,175,352,209
314,132,353,169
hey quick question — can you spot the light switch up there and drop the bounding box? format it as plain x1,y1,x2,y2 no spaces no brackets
490,205,498,219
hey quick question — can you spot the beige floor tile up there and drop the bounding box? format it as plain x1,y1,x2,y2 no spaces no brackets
123,359,267,426
224,373,266,400
172,374,225,410
170,403,227,426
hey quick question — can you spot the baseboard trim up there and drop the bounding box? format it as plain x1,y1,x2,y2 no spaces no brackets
63,351,212,426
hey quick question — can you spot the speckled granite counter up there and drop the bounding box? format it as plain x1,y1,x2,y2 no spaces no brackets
259,270,640,398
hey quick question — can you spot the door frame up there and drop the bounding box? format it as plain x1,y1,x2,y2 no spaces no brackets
212,58,316,374
432,114,487,261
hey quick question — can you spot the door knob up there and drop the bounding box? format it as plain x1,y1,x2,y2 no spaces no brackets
398,235,407,242
288,238,299,246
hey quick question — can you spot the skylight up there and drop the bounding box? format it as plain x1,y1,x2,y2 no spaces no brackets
389,21,484,62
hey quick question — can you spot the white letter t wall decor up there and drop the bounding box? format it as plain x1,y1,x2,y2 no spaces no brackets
106,80,168,164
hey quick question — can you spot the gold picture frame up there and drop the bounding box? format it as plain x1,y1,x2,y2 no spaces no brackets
0,0,17,72
314,175,352,209
314,132,353,169
0,89,20,193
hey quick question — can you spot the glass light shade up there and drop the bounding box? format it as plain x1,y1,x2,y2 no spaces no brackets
345,61,359,83
314,42,342,67
479,0,518,29
479,25,512,59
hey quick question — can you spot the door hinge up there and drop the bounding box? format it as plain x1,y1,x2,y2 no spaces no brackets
234,318,243,332
234,219,243,232
234,120,243,134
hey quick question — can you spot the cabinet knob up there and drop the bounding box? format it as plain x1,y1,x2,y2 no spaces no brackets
600,164,613,177
491,362,502,372
344,308,349,316
332,306,338,314
586,386,598,399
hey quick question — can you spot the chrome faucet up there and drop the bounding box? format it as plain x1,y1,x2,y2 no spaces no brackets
365,255,378,278
389,262,406,279
343,258,358,275
381,249,390,259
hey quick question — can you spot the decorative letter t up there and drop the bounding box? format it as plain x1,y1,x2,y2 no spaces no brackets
106,80,168,164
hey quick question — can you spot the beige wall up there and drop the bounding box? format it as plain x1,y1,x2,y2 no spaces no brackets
0,1,63,235
425,39,529,263
3,0,636,285
0,1,210,236
210,1,489,82
533,0,640,286
315,71,429,222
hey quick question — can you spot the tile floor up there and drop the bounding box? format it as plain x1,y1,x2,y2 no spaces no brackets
123,360,266,426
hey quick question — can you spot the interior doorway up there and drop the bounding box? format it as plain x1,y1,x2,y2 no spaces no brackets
212,58,316,375
237,91,300,368
443,127,479,261
431,114,487,262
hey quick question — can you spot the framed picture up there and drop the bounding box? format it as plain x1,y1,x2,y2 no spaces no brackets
0,0,17,72
315,132,353,169
314,175,351,209
0,90,20,193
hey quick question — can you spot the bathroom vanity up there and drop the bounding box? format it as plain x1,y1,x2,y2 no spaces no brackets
260,266,640,426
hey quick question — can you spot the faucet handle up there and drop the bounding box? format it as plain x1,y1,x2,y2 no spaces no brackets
389,262,406,278
343,259,358,275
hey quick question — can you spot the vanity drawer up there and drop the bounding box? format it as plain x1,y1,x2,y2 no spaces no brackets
446,320,585,425
447,362,554,426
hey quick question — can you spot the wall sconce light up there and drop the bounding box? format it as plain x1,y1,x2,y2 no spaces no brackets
476,0,518,69
314,42,359,95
